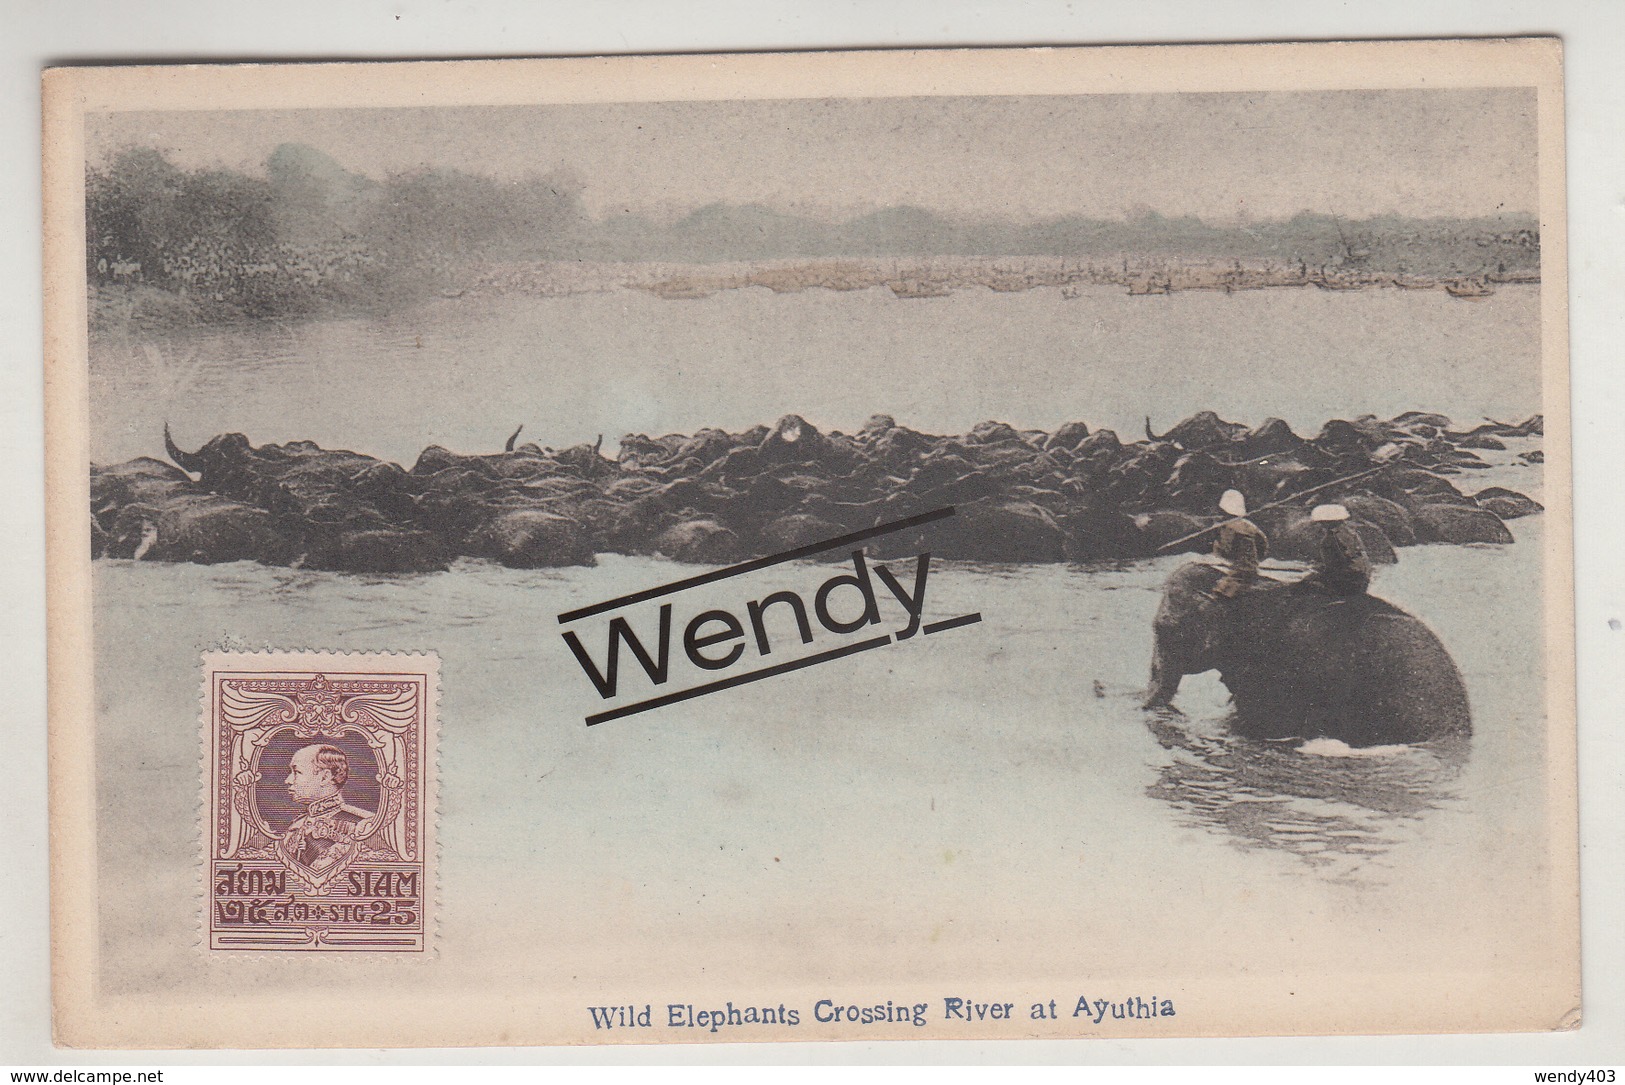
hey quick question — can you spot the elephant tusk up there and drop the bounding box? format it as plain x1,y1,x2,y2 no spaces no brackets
132,521,159,561
163,422,204,476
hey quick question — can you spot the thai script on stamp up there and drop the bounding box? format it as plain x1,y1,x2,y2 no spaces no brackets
205,652,437,951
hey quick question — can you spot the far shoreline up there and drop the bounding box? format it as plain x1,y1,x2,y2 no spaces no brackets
89,254,1541,336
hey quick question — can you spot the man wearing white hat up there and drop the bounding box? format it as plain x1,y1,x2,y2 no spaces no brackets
1212,489,1268,598
1300,503,1372,596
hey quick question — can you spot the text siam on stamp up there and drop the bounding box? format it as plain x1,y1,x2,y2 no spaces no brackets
205,652,438,951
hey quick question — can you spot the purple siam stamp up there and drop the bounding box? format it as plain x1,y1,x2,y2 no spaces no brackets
205,652,437,952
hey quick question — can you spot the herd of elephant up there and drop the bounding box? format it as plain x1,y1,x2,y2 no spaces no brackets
88,408,1544,575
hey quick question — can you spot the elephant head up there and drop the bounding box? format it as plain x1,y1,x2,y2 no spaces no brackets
1146,562,1471,747
109,495,295,566
164,424,253,482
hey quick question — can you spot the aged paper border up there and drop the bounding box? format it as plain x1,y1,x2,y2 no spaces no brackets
43,40,1576,1048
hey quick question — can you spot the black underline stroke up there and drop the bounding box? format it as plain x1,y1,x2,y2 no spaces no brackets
584,634,893,726
923,612,983,635
556,506,956,624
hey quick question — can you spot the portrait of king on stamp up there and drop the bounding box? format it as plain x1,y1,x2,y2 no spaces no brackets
275,740,377,881
206,657,436,952
284,740,378,870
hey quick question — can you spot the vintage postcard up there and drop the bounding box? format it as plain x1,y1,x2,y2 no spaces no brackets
43,41,1575,1047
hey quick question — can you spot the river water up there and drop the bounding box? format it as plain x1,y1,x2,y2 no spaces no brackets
84,283,1559,1019
89,283,1541,465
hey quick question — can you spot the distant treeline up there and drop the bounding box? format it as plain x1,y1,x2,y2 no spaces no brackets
87,143,1541,320
87,143,584,318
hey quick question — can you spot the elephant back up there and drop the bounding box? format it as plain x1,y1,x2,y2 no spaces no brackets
1244,593,1472,745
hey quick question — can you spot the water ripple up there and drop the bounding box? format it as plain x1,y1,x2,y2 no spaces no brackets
1143,713,1467,882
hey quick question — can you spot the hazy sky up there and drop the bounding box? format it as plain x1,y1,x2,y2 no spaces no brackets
89,88,1537,222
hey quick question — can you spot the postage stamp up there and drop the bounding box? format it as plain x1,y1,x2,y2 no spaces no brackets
204,652,437,952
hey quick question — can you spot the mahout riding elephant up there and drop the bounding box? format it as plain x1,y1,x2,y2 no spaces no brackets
1145,562,1470,747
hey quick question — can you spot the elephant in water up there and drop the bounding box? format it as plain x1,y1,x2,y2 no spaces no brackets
1145,562,1470,747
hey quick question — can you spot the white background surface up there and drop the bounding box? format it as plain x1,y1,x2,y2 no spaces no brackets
2,0,1621,1067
